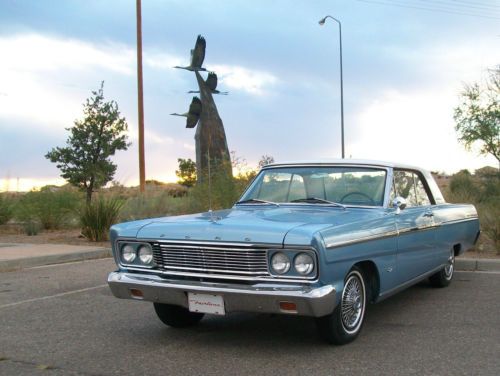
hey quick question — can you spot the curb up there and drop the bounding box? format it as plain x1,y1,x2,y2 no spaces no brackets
0,248,112,272
456,258,500,272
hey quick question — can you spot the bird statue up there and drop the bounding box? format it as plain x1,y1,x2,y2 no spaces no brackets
170,97,202,128
174,35,207,72
188,72,228,95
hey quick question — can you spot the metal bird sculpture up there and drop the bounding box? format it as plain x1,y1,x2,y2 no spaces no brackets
188,72,228,95
170,97,202,128
174,35,207,72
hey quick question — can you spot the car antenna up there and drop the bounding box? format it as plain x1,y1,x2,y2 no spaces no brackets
207,148,215,222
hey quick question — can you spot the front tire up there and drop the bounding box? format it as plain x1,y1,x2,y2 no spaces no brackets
154,303,204,328
316,267,367,345
429,248,455,288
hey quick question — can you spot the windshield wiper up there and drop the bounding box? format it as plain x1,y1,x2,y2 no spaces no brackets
291,197,346,209
235,198,280,206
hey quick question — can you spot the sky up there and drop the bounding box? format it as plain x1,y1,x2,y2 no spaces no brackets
0,0,499,192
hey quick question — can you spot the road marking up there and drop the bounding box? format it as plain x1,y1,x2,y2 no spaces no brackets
0,284,108,309
456,270,500,275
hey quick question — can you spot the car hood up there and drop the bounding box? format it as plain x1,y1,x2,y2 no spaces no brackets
113,206,385,246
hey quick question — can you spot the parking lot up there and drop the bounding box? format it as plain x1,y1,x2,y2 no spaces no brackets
0,258,499,376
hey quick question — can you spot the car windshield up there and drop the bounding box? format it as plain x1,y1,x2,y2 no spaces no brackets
238,166,387,207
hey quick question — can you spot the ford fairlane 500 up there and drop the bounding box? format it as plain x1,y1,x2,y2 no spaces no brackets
108,160,480,344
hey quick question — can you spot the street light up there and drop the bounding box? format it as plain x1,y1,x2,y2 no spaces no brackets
319,15,345,159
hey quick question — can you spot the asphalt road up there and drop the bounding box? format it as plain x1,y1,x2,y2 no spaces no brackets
0,259,499,376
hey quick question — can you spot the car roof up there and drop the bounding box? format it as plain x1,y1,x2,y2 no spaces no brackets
264,159,426,172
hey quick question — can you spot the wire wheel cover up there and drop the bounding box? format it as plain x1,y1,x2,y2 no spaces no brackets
341,273,365,333
445,250,454,279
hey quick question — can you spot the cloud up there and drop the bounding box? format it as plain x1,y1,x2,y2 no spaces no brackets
0,33,138,130
211,64,278,95
0,33,135,75
349,88,497,173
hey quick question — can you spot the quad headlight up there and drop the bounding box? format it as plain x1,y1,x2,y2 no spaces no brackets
294,253,315,275
271,252,291,274
121,244,136,263
138,244,153,265
269,250,316,278
120,242,155,267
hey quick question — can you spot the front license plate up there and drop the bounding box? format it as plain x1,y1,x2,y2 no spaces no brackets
188,293,225,315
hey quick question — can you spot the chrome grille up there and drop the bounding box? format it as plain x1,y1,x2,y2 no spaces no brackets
152,242,269,277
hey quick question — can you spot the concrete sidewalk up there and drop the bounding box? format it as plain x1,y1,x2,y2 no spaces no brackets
0,243,111,272
0,242,498,272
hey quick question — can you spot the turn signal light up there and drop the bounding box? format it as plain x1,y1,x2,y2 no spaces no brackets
130,288,144,299
279,301,297,313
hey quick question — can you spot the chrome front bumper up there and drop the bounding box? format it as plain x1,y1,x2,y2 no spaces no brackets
107,271,336,317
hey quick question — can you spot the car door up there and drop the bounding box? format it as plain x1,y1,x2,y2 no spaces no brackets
391,170,437,283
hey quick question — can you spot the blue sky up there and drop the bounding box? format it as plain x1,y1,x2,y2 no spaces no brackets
0,0,499,191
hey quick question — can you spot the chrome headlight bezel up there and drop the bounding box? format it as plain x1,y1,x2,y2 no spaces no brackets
268,249,317,279
118,241,156,268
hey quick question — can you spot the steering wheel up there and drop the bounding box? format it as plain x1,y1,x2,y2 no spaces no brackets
339,191,375,205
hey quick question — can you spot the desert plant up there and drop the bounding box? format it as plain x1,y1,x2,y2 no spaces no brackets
478,202,500,255
188,178,238,212
15,188,81,230
23,221,40,236
0,194,14,225
120,191,189,221
80,197,124,241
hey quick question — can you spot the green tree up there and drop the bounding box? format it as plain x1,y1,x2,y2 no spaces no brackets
454,67,500,167
45,82,130,203
176,158,197,187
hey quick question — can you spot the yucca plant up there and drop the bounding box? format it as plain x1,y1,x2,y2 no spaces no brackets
80,197,124,242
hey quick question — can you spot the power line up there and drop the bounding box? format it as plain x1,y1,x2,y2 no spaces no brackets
355,0,500,20
418,0,500,12
451,0,500,11
383,0,500,16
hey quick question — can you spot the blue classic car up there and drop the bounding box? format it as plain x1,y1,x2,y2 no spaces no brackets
108,160,480,344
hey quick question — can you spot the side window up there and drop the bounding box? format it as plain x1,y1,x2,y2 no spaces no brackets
392,170,432,207
414,175,431,206
393,171,417,207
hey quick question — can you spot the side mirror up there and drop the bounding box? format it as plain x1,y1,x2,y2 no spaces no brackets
392,196,407,214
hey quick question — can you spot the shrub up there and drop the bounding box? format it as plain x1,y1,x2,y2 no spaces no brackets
80,197,124,241
15,187,81,230
478,202,500,255
0,194,14,225
23,221,40,236
120,191,188,221
188,169,239,212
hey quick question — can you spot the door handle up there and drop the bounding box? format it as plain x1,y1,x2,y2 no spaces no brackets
423,212,434,218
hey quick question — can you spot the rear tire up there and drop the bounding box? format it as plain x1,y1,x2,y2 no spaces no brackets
429,248,455,288
153,303,204,328
316,267,367,345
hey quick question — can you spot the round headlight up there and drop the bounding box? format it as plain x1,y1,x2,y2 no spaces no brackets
122,244,136,263
138,244,153,265
294,253,314,275
271,252,290,274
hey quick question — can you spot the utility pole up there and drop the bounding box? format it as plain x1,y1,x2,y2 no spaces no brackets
136,0,146,192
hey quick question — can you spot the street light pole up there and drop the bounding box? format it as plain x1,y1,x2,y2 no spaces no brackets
319,15,345,159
